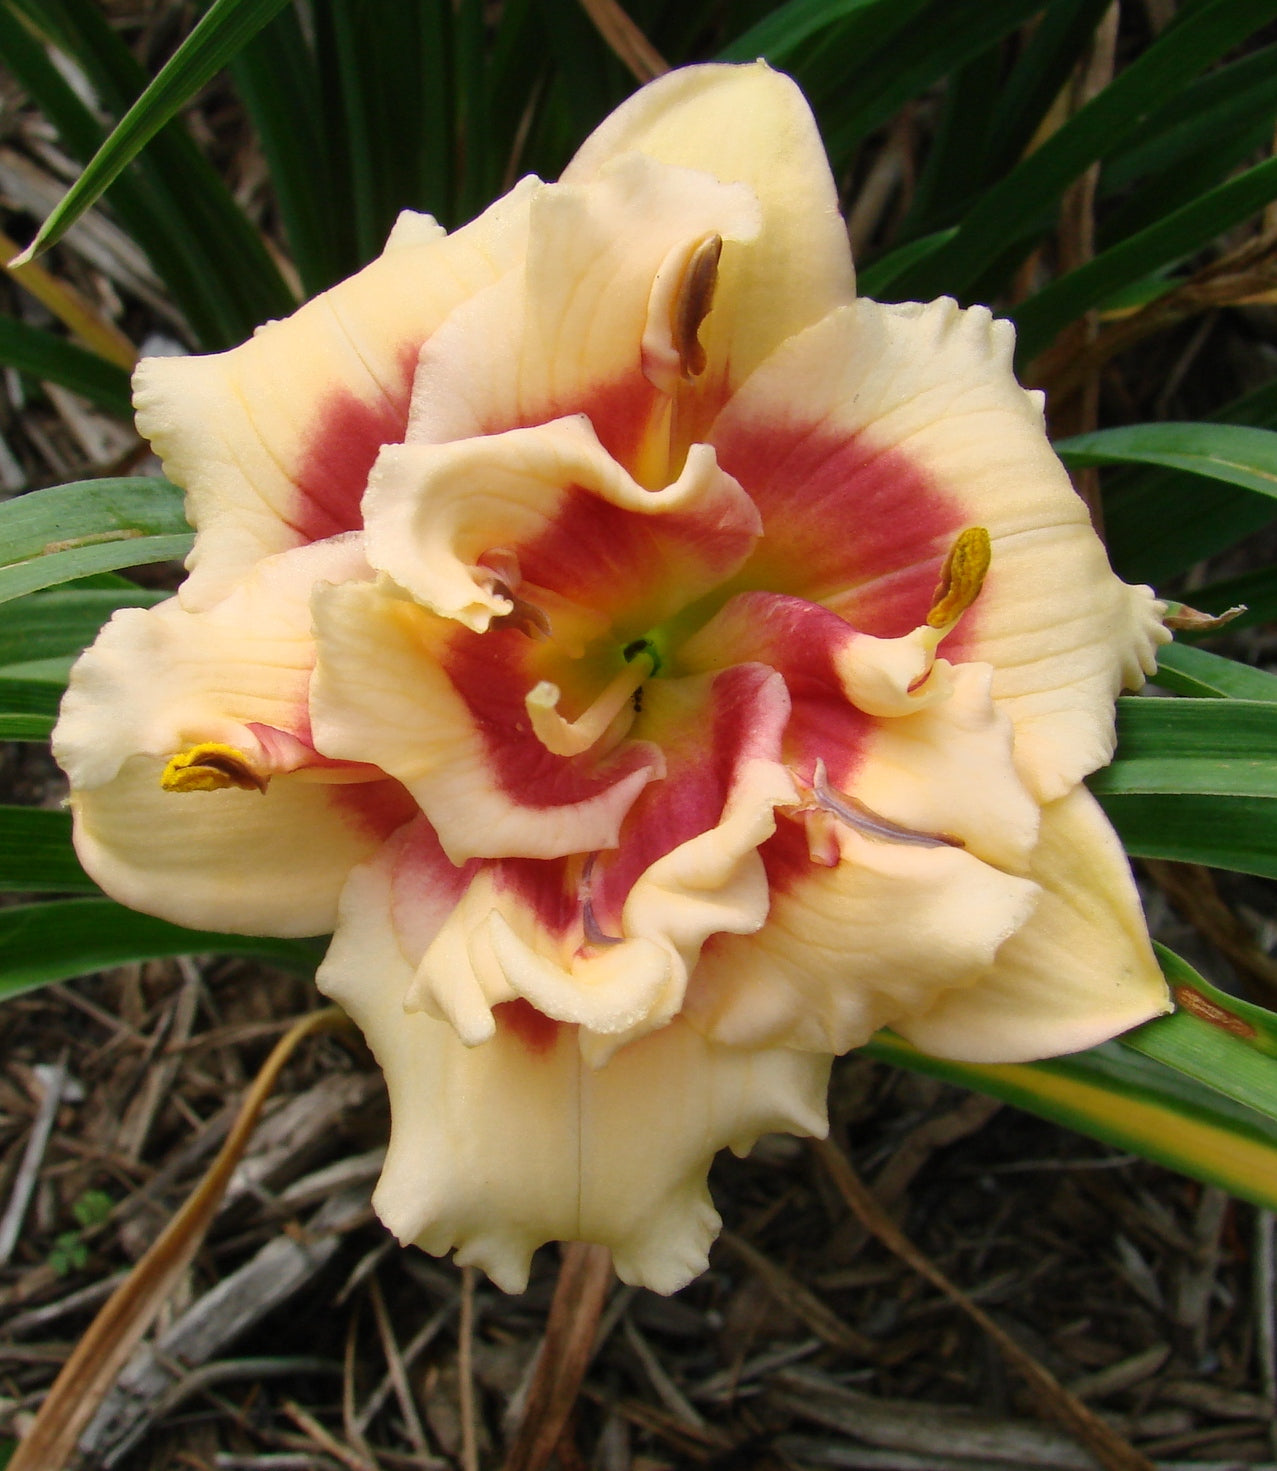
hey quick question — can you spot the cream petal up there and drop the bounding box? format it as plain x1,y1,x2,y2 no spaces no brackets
406,869,673,1047
134,186,535,609
682,640,1044,1054
70,754,411,935
363,415,760,635
319,855,829,1294
309,580,664,863
404,666,795,1059
406,152,759,460
675,589,956,721
561,62,855,388
53,535,371,792
687,822,1040,1055
711,297,1169,800
896,785,1171,1063
826,662,1040,876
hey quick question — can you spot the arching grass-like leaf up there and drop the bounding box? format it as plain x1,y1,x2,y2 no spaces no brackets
1153,643,1277,701
1125,947,1277,1113
14,0,293,268
0,898,322,998
1090,697,1277,878
898,0,1112,240
816,0,1045,162
1058,421,1277,496
0,477,190,604
1013,155,1277,362
0,587,164,667
0,807,93,893
1065,420,1277,588
716,0,895,63
885,0,1277,302
865,1027,1277,1213
0,317,134,419
1096,43,1277,243
0,677,61,739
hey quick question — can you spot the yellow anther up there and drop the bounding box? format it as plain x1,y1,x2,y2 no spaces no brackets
160,742,268,794
671,233,722,381
926,527,991,629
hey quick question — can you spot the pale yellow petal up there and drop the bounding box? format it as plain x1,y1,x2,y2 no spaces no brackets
712,297,1169,800
896,785,1171,1062
134,187,535,609
402,749,794,1060
842,661,1040,875
54,536,369,792
406,154,759,452
561,61,855,385
309,581,662,863
363,415,759,635
319,850,829,1294
70,754,410,936
688,831,1039,1055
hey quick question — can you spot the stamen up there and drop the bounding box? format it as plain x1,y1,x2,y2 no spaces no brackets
477,550,553,638
582,897,623,948
160,742,268,794
526,652,654,757
927,526,991,629
810,759,962,850
579,854,623,948
671,233,722,381
488,580,552,639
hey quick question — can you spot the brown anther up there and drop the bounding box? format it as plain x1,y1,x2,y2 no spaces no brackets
488,579,552,639
672,233,722,380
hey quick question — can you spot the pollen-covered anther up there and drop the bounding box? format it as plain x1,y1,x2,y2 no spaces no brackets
160,742,268,794
526,651,654,758
809,758,962,850
672,232,723,380
926,526,991,629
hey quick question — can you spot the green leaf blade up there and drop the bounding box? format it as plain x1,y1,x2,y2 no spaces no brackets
0,898,322,998
0,807,94,893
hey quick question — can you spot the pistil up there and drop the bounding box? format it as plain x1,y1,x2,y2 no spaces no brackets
526,650,655,757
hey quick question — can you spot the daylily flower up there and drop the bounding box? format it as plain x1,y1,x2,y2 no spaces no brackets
54,63,1172,1295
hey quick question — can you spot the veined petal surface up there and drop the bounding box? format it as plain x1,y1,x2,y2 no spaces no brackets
55,536,370,790
407,157,761,465
319,834,829,1295
310,579,664,864
896,786,1172,1062
135,186,535,609
711,298,1170,801
562,62,855,390
685,660,1044,1054
363,415,759,635
69,755,412,936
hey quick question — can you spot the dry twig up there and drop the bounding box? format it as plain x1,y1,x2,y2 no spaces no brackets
9,1008,354,1471
502,1242,613,1471
812,1136,1156,1471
